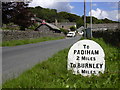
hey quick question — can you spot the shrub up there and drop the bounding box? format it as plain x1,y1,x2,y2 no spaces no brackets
1,23,20,30
70,26,76,31
60,28,68,35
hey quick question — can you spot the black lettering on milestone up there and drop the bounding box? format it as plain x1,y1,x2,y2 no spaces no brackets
100,64,103,68
96,64,99,68
82,56,85,60
85,63,88,68
74,50,77,54
93,57,96,60
95,50,99,55
77,63,81,68
87,45,89,49
83,45,86,49
81,70,86,73
77,50,80,54
76,56,80,60
73,64,76,68
81,50,84,55
91,50,94,55
70,63,73,68
89,63,92,68
87,50,91,55
93,64,96,68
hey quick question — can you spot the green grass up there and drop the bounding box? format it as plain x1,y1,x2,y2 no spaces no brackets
1,37,64,47
2,38,120,88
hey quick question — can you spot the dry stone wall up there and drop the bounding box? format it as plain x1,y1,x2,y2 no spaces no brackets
1,30,65,41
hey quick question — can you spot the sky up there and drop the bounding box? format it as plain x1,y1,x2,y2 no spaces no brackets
28,0,119,21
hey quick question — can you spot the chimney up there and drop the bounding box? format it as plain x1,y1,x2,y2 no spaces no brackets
42,20,46,24
55,19,58,26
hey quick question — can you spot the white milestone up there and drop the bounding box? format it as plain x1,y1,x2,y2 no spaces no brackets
68,40,105,76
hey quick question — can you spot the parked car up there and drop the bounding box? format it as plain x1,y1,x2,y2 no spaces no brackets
67,32,76,37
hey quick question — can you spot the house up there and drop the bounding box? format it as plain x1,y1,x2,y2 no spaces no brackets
56,22,76,30
76,26,84,36
52,20,76,30
35,20,61,33
77,26,84,32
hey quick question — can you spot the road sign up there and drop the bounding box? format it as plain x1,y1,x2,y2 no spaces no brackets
68,40,105,76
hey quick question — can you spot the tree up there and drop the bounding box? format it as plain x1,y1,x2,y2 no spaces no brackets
29,7,58,23
70,26,76,31
2,2,14,24
76,18,84,28
2,2,33,30
60,28,68,35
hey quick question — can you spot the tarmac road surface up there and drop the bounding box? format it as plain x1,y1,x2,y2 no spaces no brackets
2,36,81,82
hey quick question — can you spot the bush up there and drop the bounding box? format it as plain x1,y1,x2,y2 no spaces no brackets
60,28,68,35
92,30,120,47
27,23,39,30
70,26,76,31
2,23,20,30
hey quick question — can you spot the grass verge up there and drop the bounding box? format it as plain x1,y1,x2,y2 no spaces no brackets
1,37,64,47
2,38,120,88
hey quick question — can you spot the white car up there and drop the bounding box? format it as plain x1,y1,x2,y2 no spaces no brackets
67,32,76,37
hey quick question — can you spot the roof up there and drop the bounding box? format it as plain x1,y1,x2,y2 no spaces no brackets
58,22,76,25
52,22,76,26
33,17,60,30
43,23,60,30
87,23,118,29
77,26,84,32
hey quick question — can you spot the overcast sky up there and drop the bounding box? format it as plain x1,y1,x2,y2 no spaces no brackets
28,0,119,21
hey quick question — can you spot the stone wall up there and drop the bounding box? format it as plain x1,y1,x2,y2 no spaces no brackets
87,23,118,31
1,30,65,41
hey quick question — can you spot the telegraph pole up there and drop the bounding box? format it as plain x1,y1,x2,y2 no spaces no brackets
90,0,93,38
0,1,2,28
90,0,92,30
84,0,86,38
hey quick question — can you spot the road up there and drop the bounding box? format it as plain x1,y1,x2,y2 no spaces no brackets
2,36,81,82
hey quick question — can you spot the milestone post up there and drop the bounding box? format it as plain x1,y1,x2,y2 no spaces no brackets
68,40,105,76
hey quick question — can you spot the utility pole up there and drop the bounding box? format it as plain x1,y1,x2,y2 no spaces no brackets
90,0,92,30
84,0,86,38
0,1,2,28
90,0,92,38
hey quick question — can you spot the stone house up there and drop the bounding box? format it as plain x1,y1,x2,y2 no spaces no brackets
52,19,76,30
35,20,61,33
